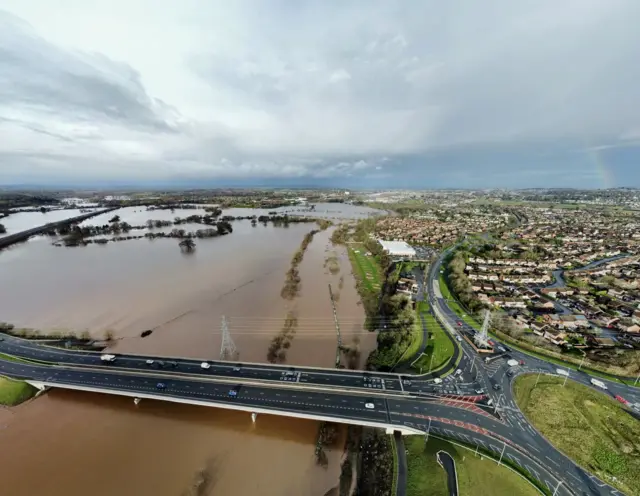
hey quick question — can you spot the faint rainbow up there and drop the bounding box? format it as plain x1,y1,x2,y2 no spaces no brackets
583,140,616,188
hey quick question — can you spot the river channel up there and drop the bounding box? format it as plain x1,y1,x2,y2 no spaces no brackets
0,203,380,496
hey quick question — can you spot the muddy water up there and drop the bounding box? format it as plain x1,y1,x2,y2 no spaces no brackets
0,205,378,496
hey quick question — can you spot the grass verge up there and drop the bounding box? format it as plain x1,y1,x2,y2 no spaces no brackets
409,301,456,373
406,436,541,496
513,374,640,495
0,376,36,406
390,434,399,496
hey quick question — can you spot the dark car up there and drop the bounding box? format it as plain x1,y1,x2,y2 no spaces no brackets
156,382,166,390
506,370,514,378
168,361,178,368
493,383,502,391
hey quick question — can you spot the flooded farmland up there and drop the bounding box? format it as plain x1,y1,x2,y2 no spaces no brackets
0,203,380,496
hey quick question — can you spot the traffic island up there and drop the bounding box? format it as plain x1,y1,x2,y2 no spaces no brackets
513,374,640,495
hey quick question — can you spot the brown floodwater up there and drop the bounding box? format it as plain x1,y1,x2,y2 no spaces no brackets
0,204,380,496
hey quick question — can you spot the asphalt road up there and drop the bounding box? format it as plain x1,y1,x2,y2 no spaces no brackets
0,355,587,496
437,451,458,496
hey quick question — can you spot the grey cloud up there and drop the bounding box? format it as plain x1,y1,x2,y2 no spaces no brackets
0,10,181,133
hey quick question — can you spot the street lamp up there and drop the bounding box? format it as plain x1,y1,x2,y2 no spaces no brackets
578,354,586,371
497,441,506,467
534,371,542,388
552,480,563,496
424,418,432,444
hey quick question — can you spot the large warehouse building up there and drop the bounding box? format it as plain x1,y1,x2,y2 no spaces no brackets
378,240,416,259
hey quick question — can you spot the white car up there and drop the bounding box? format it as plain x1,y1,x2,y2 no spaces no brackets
365,403,375,409
433,378,443,384
146,359,154,365
200,362,211,369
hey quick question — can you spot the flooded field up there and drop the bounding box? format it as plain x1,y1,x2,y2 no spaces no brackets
0,207,100,237
0,203,380,496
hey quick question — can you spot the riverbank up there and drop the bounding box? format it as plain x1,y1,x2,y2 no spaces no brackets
513,374,640,495
0,377,36,406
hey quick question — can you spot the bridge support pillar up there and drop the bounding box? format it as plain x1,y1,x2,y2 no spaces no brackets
251,412,257,423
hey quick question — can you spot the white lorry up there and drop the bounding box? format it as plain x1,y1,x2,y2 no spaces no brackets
590,378,607,390
507,359,519,367
100,354,116,363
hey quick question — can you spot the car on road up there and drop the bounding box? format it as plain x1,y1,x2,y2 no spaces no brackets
457,321,462,327
156,360,166,368
455,369,463,376
365,402,375,409
228,389,238,397
519,360,525,365
506,370,515,377
200,362,211,369
145,359,154,365
100,354,116,363
168,361,178,368
433,378,443,384
233,365,242,372
493,383,502,390
456,336,462,342
156,382,166,390
475,389,485,394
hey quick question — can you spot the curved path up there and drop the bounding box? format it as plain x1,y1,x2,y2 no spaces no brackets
436,451,458,496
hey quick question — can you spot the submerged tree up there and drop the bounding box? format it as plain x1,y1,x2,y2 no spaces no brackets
179,238,196,253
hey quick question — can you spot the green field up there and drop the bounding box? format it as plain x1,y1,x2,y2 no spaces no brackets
406,436,540,496
0,376,36,406
514,375,640,495
348,243,382,294
411,301,456,373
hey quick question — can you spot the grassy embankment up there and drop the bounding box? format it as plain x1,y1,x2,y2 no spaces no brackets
514,374,640,495
405,436,540,496
409,301,456,374
0,352,38,406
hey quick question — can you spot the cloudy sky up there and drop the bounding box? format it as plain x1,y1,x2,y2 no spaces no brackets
1,1,639,189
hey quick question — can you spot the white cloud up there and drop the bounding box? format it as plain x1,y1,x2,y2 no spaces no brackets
0,1,639,184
